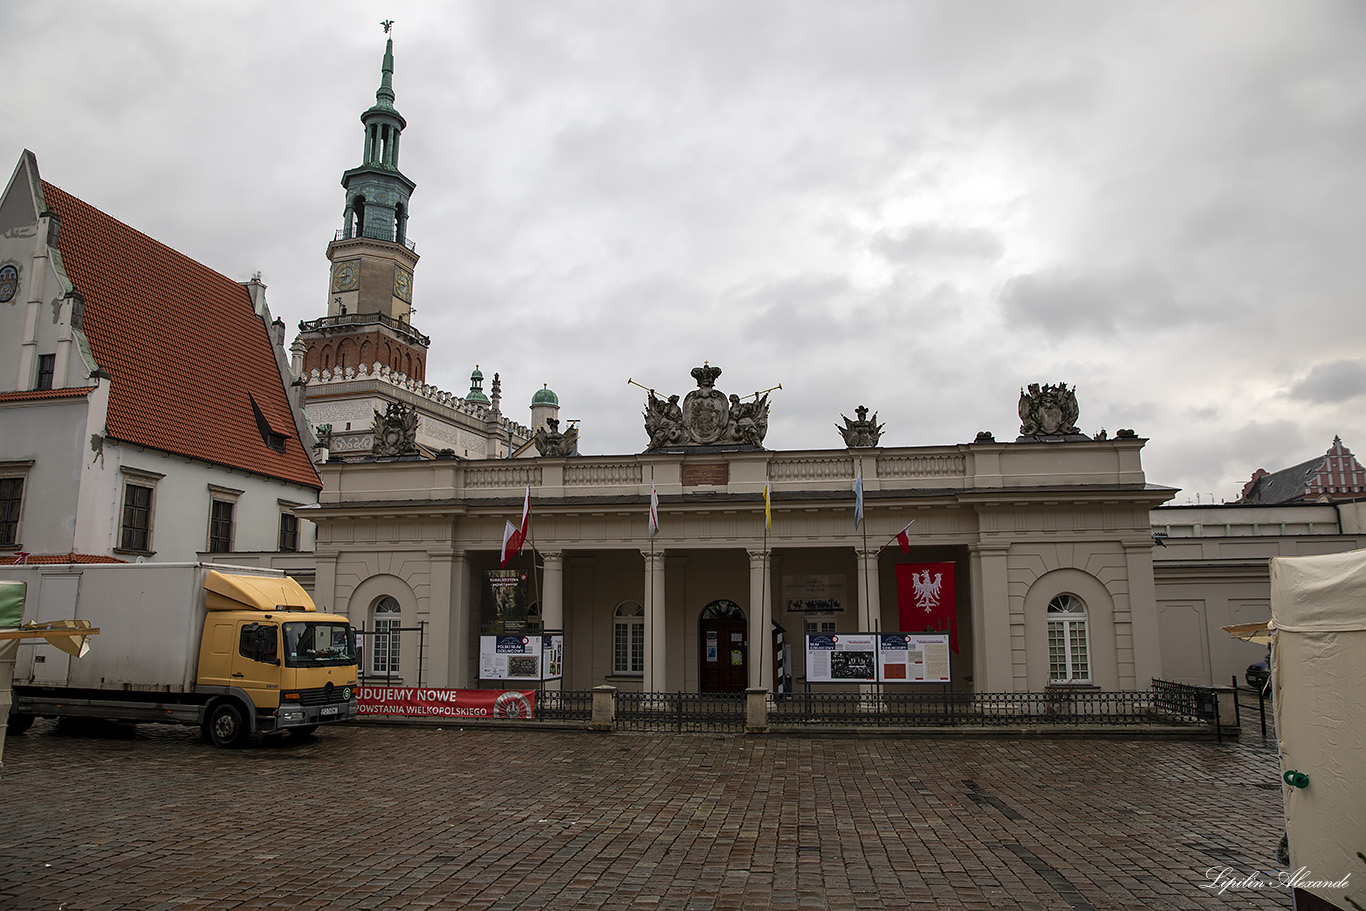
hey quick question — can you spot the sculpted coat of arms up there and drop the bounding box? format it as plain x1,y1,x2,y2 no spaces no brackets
641,364,772,451
1017,382,1080,436
372,401,420,456
533,417,579,457
837,405,884,448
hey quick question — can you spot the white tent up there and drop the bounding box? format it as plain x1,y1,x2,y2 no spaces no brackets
1269,548,1366,909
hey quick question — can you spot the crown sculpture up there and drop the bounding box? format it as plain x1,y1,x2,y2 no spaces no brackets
641,364,772,450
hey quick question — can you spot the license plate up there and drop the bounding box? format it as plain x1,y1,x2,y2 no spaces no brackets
320,706,338,716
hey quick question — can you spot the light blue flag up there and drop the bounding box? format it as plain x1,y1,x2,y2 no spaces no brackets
854,466,864,529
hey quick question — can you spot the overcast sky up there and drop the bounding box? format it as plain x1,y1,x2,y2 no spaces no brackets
7,2,1363,503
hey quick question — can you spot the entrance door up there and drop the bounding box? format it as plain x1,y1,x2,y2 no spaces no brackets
699,600,747,692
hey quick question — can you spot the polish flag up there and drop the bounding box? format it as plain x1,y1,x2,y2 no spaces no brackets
895,521,915,554
500,486,531,567
649,483,660,538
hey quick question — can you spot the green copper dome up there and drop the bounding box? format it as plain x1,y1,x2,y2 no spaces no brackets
531,384,559,407
466,365,489,404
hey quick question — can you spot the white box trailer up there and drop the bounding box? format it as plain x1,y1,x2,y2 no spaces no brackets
4,562,359,747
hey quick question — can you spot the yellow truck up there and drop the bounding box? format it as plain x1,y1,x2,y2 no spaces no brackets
3,563,358,748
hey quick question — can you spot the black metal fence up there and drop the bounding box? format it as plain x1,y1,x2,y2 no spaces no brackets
533,689,595,723
770,684,1214,728
615,691,746,733
528,680,1221,733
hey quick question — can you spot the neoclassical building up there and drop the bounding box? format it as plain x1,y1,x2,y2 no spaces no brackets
304,373,1174,694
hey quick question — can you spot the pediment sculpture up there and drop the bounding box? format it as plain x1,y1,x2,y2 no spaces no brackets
641,364,772,450
534,417,579,457
372,401,420,456
1017,382,1080,437
837,405,884,448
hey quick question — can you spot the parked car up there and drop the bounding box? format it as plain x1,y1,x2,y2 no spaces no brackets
1246,659,1270,693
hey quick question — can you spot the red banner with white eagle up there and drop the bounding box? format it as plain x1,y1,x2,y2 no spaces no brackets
896,562,958,653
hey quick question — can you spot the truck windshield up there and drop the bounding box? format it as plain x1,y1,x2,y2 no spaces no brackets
282,621,356,668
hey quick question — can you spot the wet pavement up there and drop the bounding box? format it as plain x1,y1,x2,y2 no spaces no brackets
0,719,1290,910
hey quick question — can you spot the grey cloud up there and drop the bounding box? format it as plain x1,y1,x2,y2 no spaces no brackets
1288,360,1366,404
999,264,1181,336
872,225,1004,265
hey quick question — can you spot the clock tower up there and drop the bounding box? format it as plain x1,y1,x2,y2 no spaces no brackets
298,31,429,383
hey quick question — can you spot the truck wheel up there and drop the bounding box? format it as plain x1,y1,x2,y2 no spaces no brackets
286,724,318,739
205,702,249,748
6,711,35,735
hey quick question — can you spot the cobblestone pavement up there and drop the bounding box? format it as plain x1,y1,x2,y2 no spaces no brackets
1,721,1290,910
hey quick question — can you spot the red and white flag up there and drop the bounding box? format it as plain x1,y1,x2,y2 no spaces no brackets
500,485,531,568
894,520,915,554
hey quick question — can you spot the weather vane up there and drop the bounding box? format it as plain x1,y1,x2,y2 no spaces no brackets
381,19,394,33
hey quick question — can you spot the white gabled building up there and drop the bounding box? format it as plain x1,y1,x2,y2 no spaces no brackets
0,151,322,566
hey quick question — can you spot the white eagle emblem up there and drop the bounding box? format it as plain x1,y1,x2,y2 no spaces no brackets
911,571,942,613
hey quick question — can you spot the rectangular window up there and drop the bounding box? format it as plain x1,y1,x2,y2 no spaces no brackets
0,476,23,546
239,623,278,663
371,619,401,674
35,354,55,391
208,500,235,553
120,484,154,552
612,619,644,675
278,512,299,552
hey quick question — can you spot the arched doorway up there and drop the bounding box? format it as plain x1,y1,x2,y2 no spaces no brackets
699,600,747,693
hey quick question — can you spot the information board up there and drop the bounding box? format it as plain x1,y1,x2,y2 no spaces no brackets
805,632,951,683
478,633,564,681
877,633,951,683
805,634,878,683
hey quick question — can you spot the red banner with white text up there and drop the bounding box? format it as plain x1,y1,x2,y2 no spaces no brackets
896,562,959,653
358,687,536,720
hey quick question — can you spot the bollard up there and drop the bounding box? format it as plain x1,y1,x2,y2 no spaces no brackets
745,687,769,734
588,684,616,732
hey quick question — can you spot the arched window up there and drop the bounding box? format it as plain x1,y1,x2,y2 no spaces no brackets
1047,593,1089,683
371,596,402,676
351,196,367,238
613,601,644,675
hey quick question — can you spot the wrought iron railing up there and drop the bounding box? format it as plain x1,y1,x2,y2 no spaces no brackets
1150,678,1219,725
769,688,1172,727
334,226,417,252
615,691,746,733
534,689,595,723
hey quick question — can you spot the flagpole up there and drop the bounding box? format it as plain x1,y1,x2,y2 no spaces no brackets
648,464,655,693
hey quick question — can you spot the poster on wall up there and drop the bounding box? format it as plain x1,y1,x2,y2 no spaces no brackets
480,634,544,681
540,633,564,680
358,686,535,719
877,634,951,683
782,574,848,613
805,633,878,683
895,562,959,653
481,569,529,633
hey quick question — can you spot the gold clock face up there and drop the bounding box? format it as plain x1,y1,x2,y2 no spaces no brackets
393,266,413,302
332,259,360,293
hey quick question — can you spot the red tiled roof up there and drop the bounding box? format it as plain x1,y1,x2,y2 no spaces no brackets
0,386,95,403
41,182,321,490
0,553,126,565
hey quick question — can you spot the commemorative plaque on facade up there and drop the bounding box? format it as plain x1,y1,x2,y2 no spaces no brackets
641,364,774,451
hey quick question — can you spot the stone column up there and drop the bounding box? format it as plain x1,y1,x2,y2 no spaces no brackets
448,551,472,688
856,548,882,632
642,551,666,692
1123,540,1163,689
541,550,564,691
748,550,773,691
970,543,1013,691
425,549,454,687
